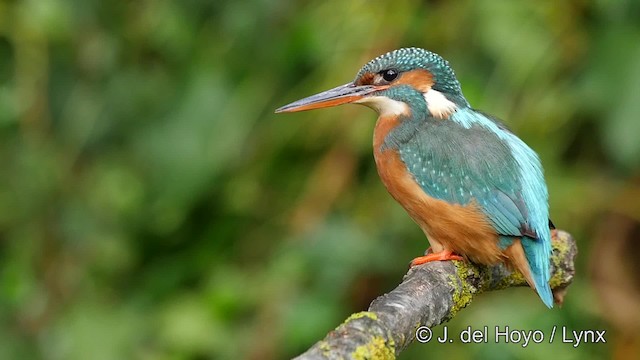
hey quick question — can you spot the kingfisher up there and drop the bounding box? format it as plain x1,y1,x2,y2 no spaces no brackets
276,47,555,308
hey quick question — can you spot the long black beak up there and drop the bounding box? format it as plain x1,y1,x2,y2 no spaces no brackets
275,83,388,113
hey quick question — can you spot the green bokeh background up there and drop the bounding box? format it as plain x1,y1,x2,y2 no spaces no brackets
1,1,639,359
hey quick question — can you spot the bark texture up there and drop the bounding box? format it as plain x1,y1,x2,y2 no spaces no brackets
295,230,577,360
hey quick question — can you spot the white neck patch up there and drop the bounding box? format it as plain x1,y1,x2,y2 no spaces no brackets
355,96,411,117
424,89,457,119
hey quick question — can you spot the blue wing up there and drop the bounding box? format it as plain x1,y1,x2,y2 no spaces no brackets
397,118,531,238
389,108,553,307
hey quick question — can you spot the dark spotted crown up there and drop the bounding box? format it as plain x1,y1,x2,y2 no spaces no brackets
356,48,464,99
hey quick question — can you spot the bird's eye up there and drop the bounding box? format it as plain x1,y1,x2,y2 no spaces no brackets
381,69,398,82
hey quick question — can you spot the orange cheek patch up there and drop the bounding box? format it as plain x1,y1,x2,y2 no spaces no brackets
356,72,375,86
395,69,434,92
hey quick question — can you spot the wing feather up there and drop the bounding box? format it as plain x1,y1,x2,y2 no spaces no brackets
397,118,530,238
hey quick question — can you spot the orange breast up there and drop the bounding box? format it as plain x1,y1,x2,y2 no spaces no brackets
372,115,504,265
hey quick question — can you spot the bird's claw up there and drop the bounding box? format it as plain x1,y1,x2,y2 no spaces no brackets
410,250,464,267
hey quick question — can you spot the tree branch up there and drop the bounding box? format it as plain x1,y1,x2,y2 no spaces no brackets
295,230,577,360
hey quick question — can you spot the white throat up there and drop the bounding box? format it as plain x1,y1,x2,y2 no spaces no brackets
355,96,410,117
424,89,457,119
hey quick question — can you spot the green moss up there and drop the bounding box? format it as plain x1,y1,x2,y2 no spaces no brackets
548,232,570,289
317,341,332,355
343,311,378,326
549,272,565,288
340,312,395,358
494,269,526,290
351,336,395,360
448,261,475,317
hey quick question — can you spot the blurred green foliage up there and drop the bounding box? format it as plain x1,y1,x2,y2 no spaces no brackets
0,0,639,359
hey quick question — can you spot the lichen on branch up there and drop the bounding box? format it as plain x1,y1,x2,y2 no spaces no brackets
295,230,577,360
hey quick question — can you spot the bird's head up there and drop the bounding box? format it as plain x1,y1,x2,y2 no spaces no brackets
276,48,468,119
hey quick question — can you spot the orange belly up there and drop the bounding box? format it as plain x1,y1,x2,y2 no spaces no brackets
373,115,504,265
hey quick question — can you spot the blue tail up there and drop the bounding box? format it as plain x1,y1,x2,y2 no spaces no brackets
521,237,553,308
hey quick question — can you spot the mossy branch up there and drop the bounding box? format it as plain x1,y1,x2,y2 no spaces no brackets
294,230,577,360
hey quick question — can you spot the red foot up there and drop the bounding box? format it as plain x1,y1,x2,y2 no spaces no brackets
410,250,464,267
